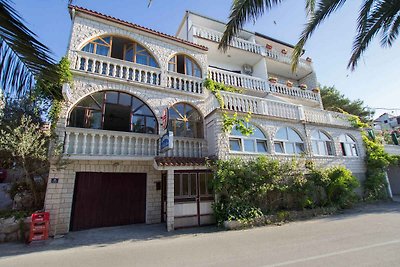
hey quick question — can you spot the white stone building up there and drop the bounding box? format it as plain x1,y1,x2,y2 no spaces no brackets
45,6,366,234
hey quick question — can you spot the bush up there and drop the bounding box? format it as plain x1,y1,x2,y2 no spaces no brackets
211,157,360,224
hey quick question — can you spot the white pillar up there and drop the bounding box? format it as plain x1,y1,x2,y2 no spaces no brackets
166,169,175,231
385,171,393,199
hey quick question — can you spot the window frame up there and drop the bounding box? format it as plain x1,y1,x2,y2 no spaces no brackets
68,91,158,134
228,124,268,154
339,134,359,157
274,127,305,155
168,54,202,78
311,130,335,156
168,103,204,138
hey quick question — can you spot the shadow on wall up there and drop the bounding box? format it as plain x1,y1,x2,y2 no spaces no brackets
0,183,12,210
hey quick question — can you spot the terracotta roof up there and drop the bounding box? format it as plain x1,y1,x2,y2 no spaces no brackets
155,157,207,167
69,5,208,51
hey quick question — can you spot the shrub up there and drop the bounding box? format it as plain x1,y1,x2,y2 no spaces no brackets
325,166,359,208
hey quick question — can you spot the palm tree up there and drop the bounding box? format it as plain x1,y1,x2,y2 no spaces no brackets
0,0,57,100
219,0,400,71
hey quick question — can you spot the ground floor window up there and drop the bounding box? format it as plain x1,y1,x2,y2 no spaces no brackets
174,172,213,201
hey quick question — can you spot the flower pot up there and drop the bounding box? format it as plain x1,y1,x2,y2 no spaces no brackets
281,49,287,55
299,84,308,90
306,57,312,62
286,81,293,87
312,88,320,93
268,77,278,83
266,43,272,50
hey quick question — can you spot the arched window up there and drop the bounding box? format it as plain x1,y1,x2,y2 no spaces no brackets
168,103,203,138
68,91,158,134
229,124,268,153
81,35,159,68
168,54,202,78
339,134,358,157
311,130,334,156
274,127,305,155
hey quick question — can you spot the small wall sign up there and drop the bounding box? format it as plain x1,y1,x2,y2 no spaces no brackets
160,131,174,153
161,108,169,130
51,178,59,184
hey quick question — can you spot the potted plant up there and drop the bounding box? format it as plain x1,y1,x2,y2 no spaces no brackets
299,84,308,90
266,43,273,50
312,87,320,93
268,77,278,83
306,57,312,62
281,48,288,55
286,80,293,87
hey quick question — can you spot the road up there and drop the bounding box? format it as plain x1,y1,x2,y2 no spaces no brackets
1,202,400,267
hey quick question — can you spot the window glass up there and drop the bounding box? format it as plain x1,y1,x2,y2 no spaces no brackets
68,91,158,134
182,174,189,196
276,128,287,140
168,54,201,77
185,57,193,76
174,175,180,197
229,139,241,151
244,140,255,152
339,134,358,157
286,143,295,154
257,140,268,153
190,174,197,196
80,36,159,68
274,142,284,153
288,128,302,142
168,103,203,138
295,143,305,154
274,127,304,155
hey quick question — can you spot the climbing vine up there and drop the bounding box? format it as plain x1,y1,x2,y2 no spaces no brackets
204,78,253,135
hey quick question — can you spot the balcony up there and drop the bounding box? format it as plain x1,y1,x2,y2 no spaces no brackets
63,127,207,159
208,67,268,92
264,48,312,71
166,71,203,94
219,91,352,127
193,25,263,55
269,83,320,102
70,50,161,87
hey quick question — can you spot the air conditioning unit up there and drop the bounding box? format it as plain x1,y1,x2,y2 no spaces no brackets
242,64,253,75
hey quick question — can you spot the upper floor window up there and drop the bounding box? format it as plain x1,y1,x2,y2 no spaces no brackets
168,54,202,78
311,130,334,156
229,124,268,153
81,36,159,68
168,103,203,138
274,127,305,155
339,134,358,157
68,91,158,134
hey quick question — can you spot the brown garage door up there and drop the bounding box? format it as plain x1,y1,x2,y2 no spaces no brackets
70,172,146,231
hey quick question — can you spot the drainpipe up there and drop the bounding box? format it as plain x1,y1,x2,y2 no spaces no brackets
385,171,393,199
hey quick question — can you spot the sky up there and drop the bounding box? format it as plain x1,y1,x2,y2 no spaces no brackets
14,0,400,117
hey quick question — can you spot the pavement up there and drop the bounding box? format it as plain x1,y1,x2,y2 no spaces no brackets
1,201,400,267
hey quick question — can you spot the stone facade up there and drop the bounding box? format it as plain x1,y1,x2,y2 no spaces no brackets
44,6,367,234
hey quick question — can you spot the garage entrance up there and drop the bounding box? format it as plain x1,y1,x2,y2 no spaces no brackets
70,172,146,231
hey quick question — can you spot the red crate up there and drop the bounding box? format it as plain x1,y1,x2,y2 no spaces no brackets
29,212,50,243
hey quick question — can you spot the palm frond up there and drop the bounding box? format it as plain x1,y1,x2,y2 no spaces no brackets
219,0,283,52
0,0,56,99
291,0,347,72
305,0,316,16
348,0,400,70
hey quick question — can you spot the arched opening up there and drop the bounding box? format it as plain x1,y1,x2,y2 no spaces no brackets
68,91,158,134
229,124,268,153
339,134,358,157
311,130,334,156
274,127,304,155
168,54,202,78
81,35,159,68
167,103,203,138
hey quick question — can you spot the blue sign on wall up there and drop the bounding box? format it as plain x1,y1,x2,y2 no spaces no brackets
160,131,174,153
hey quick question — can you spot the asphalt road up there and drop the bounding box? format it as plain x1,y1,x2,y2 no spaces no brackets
1,202,400,267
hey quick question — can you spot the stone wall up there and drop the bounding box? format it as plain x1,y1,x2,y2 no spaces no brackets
0,216,30,243
45,160,162,235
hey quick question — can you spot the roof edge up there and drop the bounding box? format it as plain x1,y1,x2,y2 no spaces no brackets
68,5,208,51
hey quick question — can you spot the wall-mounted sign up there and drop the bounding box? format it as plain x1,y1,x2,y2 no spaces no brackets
51,178,59,184
160,131,173,153
161,108,169,130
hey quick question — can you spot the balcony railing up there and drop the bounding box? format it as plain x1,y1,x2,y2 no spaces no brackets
219,91,352,127
193,25,263,55
70,50,162,86
269,83,320,102
166,71,203,94
63,128,207,158
208,67,268,92
264,48,312,71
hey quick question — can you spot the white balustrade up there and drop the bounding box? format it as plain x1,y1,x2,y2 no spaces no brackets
193,25,263,55
269,82,320,102
265,48,312,71
71,50,161,86
208,67,268,92
165,137,208,158
166,71,203,94
64,128,159,157
219,91,351,127
63,128,208,158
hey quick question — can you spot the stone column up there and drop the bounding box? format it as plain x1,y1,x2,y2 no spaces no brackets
166,169,174,231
